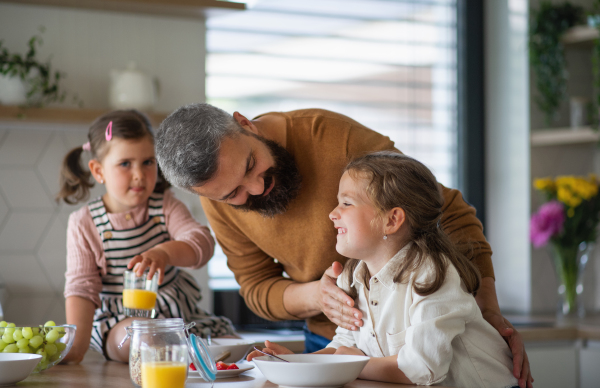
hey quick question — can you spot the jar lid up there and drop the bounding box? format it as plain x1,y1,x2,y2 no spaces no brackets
188,333,216,382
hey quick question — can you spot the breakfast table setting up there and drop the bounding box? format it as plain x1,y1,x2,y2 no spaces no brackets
0,268,453,388
14,348,450,388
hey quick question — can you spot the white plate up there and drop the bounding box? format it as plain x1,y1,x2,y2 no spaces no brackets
216,365,254,379
189,364,255,379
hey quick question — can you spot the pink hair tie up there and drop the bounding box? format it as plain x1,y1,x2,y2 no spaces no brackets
82,142,91,151
105,121,113,141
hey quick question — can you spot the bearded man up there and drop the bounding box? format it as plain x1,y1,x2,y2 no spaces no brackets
155,103,533,388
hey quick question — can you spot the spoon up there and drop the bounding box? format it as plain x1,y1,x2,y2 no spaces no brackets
253,346,290,363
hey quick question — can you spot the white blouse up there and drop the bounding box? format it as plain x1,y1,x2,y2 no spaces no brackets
327,244,518,388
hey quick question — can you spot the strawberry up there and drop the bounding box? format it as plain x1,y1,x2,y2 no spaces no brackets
190,362,196,371
216,361,228,370
226,363,239,370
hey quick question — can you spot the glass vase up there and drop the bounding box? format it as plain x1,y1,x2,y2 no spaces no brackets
549,242,595,320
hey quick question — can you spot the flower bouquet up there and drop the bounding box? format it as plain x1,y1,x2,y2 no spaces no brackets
530,175,600,317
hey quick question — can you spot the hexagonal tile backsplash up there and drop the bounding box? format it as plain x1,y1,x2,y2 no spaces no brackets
0,123,212,325
0,124,78,325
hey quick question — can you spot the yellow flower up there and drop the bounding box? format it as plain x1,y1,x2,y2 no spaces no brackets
534,177,555,192
567,207,575,217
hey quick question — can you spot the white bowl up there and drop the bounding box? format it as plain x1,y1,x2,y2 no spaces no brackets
0,353,42,386
253,354,370,388
208,338,255,363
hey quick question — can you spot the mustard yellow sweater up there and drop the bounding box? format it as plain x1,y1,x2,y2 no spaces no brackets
201,109,492,340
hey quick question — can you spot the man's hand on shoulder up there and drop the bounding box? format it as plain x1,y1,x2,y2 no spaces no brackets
319,262,363,331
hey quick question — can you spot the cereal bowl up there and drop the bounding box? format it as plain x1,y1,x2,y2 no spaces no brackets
208,338,255,363
252,354,369,387
0,353,42,385
0,324,76,373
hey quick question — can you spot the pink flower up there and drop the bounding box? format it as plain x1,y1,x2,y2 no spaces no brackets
530,201,565,248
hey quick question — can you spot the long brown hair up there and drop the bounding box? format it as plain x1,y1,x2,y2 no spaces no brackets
56,110,170,204
341,151,480,298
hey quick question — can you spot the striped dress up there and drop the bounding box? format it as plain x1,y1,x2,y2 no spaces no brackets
88,193,234,354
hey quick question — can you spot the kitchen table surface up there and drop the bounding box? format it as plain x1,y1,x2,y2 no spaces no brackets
18,350,451,388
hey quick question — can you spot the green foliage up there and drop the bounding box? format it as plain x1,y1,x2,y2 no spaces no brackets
0,27,79,107
529,2,584,126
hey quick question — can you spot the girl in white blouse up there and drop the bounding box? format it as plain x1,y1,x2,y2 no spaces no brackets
248,151,519,388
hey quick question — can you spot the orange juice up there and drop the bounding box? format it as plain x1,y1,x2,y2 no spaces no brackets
123,289,157,310
141,362,187,388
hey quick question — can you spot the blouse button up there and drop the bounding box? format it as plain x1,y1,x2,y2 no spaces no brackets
153,216,161,224
125,213,132,221
371,331,375,337
103,231,113,240
371,300,378,306
373,278,378,283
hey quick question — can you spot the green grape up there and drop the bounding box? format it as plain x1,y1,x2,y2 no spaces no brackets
0,339,7,351
29,335,43,348
3,344,18,353
36,349,47,362
49,352,61,362
4,327,14,336
45,344,57,357
6,323,15,328
44,321,56,327
16,338,29,349
18,347,31,354
0,321,7,328
38,360,49,370
57,329,66,338
45,329,60,344
22,327,33,339
13,329,23,341
56,342,66,352
2,332,15,344
32,328,39,335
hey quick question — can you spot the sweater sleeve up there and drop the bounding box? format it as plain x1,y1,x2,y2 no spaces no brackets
63,208,104,308
439,186,494,279
397,265,478,385
201,197,297,321
163,190,215,269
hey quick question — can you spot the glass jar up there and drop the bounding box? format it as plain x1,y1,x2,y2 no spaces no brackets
120,318,191,387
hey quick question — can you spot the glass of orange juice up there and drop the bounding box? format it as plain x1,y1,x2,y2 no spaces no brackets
123,269,158,318
141,344,188,388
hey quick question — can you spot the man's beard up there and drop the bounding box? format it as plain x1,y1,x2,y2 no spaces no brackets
230,136,302,218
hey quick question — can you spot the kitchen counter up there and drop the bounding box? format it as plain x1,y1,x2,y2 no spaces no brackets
508,314,600,342
17,350,451,388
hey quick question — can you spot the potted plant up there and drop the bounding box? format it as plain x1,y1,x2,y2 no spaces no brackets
0,27,77,107
529,1,584,126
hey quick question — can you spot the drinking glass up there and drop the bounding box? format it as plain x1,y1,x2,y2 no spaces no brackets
141,344,188,388
123,269,158,318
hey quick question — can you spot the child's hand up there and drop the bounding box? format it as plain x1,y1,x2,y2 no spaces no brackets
246,340,293,361
127,246,170,284
334,346,365,356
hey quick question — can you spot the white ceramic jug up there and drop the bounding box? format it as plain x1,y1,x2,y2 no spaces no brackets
109,61,156,111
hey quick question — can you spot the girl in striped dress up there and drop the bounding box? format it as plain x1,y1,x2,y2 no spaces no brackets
57,110,235,363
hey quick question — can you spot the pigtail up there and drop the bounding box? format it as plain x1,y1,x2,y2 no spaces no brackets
56,146,94,204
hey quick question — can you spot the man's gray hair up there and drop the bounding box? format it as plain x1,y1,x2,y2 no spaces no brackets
155,103,243,192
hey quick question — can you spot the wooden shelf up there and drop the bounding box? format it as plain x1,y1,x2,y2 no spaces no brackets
531,127,600,147
0,0,245,19
0,105,169,127
562,25,599,45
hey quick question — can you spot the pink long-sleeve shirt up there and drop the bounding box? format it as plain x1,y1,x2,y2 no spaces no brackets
64,190,215,307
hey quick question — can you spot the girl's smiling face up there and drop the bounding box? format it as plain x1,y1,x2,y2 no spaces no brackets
90,136,158,213
329,171,382,260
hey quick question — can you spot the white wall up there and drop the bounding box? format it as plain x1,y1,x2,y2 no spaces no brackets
0,3,206,111
0,3,209,325
485,0,531,313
